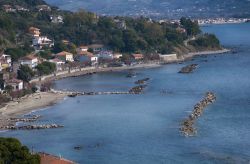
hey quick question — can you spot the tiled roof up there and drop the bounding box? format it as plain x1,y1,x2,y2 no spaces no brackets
56,51,73,56
39,153,75,164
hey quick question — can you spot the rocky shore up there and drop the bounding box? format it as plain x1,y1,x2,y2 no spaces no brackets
179,64,199,73
135,78,150,84
180,92,216,136
3,124,64,130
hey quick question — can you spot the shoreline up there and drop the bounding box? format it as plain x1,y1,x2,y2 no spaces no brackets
30,48,230,84
0,92,67,129
0,48,230,130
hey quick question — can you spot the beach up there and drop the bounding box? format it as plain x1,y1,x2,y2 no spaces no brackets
0,92,67,129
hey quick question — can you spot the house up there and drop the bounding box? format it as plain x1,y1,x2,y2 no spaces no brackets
132,54,144,60
15,5,29,12
50,15,64,24
36,5,51,12
55,51,74,62
76,46,89,54
0,53,12,69
176,27,186,33
159,54,178,62
49,58,65,71
32,36,54,48
96,51,114,60
39,152,75,164
114,19,127,30
2,5,16,13
0,61,2,72
29,27,41,37
76,52,98,66
19,54,38,69
62,40,70,45
6,78,23,91
0,59,10,71
89,44,105,53
113,53,123,59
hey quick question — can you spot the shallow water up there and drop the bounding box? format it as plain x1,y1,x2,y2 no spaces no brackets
1,23,250,163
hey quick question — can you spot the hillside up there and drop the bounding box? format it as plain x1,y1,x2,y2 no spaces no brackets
0,0,221,61
45,0,250,19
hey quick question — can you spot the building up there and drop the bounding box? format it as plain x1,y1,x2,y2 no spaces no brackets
76,46,89,54
19,55,38,69
50,15,64,24
0,53,12,69
159,54,178,62
39,153,75,164
76,52,98,66
2,5,16,13
113,53,123,59
96,51,114,60
32,36,54,48
6,78,23,91
49,58,65,71
55,51,74,62
29,27,41,37
132,54,144,60
176,27,186,33
15,5,29,12
36,5,51,12
89,44,105,53
114,19,127,30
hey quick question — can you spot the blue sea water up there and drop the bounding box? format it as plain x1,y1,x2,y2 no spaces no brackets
1,23,250,163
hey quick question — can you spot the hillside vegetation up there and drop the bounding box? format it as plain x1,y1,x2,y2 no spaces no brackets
0,0,221,61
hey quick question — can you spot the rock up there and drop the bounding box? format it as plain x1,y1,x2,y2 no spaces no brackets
180,92,216,136
74,146,83,150
179,64,198,73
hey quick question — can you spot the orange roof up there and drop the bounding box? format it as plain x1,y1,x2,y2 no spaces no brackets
39,153,75,164
29,27,40,31
132,54,144,58
56,51,73,57
7,78,23,84
77,51,93,56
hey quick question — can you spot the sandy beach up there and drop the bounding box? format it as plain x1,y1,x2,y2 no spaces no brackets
0,92,67,129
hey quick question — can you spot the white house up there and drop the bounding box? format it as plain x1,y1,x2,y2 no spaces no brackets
55,51,74,62
96,51,114,60
159,54,178,62
49,58,65,71
113,53,123,59
77,46,89,53
0,53,12,69
32,36,54,48
6,78,23,91
50,15,63,24
19,55,38,69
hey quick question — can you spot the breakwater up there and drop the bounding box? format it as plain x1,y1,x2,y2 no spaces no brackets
3,124,64,130
180,92,216,136
7,115,41,123
179,64,198,73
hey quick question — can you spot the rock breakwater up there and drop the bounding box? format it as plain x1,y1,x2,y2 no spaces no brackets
180,92,216,136
179,64,198,73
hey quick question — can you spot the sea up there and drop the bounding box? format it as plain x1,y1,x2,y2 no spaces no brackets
1,23,250,163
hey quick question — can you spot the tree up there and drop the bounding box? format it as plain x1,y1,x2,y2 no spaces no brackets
0,137,40,164
4,85,13,93
180,17,201,36
17,65,35,83
36,61,56,75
